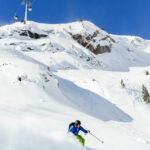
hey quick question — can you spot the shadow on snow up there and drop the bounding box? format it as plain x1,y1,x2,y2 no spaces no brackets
56,76,133,122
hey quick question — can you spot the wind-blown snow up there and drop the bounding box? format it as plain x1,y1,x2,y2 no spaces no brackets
0,20,150,150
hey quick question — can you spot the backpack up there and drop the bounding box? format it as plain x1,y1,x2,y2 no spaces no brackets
68,122,75,130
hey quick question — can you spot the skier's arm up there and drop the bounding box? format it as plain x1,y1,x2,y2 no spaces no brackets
80,126,88,133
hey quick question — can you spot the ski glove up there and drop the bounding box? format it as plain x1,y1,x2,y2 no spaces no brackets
86,130,90,133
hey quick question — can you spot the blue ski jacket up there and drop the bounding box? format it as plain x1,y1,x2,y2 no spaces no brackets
68,125,87,136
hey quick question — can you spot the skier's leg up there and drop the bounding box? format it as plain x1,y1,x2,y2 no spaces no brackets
76,135,81,142
76,135,85,146
82,137,85,146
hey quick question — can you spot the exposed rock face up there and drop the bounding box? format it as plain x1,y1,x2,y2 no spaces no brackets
71,30,115,55
95,45,111,54
19,30,48,39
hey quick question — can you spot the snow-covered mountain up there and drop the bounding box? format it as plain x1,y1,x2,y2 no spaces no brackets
0,20,150,150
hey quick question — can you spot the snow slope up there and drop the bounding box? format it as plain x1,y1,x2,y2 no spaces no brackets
0,20,150,150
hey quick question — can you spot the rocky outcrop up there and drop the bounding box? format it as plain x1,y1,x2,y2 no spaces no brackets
71,30,115,55
95,45,111,54
18,30,48,39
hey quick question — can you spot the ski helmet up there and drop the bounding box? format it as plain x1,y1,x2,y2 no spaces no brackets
75,120,81,125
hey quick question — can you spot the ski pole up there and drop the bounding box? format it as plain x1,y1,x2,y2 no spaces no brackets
89,132,104,144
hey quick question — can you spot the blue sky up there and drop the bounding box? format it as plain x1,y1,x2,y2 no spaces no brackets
0,0,150,39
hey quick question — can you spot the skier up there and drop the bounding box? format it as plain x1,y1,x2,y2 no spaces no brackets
68,120,90,146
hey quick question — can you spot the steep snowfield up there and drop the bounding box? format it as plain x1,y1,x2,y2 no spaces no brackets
0,21,150,150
